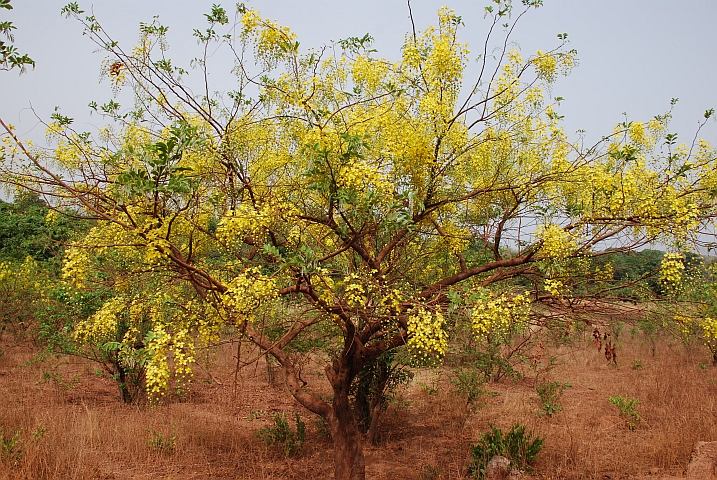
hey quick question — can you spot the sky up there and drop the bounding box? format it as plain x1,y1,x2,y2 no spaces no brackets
2,0,716,147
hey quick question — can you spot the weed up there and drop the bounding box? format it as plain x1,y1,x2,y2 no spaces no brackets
608,395,642,430
419,463,442,479
145,428,177,454
0,427,23,461
631,359,644,370
389,394,413,412
38,368,80,391
247,409,266,421
258,412,306,457
32,427,46,440
450,367,487,404
418,377,441,395
469,423,544,479
536,381,571,417
315,415,331,440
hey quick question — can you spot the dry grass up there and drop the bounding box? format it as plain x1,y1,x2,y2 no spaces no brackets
1,329,717,479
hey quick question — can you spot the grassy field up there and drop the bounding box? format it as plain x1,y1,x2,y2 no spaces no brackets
1,326,716,479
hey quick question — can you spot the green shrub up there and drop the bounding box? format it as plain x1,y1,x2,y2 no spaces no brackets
145,428,176,454
258,412,306,457
535,381,571,416
608,395,641,430
469,423,544,479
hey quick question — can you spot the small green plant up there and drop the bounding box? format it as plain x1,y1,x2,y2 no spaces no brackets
258,412,306,457
608,395,642,430
38,367,80,391
247,409,266,421
145,428,176,454
469,423,544,479
0,427,23,461
315,415,331,440
450,367,487,404
631,359,644,370
535,381,571,417
32,427,46,440
419,463,442,479
418,378,441,395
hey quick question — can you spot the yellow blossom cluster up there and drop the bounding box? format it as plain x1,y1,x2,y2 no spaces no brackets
628,121,654,149
221,267,278,322
342,274,366,307
241,9,298,68
532,49,576,84
402,7,468,124
378,288,403,318
334,160,393,196
0,256,49,293
535,223,576,259
217,202,286,244
437,221,471,255
544,279,564,297
145,325,171,398
593,263,614,282
144,227,172,265
62,247,92,289
74,296,125,344
672,313,696,346
471,291,531,340
659,253,685,296
700,317,717,355
407,307,448,360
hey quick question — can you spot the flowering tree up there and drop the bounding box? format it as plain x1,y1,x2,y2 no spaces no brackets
2,1,717,478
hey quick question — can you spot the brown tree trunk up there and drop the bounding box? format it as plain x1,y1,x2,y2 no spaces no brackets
250,325,367,480
327,365,366,480
366,399,382,445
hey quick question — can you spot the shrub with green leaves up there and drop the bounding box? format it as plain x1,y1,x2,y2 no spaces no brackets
536,381,571,416
608,395,642,430
469,423,544,479
258,412,306,457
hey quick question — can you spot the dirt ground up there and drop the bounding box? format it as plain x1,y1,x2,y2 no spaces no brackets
1,329,717,479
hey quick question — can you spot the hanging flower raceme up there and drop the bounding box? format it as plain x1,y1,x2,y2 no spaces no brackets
535,223,577,259
659,253,685,296
221,267,278,323
701,316,717,358
407,307,448,362
471,290,531,341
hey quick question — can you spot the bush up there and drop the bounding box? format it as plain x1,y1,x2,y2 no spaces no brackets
608,395,642,430
469,423,544,478
258,412,306,457
535,381,571,416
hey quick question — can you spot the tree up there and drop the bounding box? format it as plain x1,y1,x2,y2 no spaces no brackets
0,0,34,73
2,1,717,478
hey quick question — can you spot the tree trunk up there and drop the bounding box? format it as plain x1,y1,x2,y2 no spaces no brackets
327,368,366,480
115,363,131,403
253,327,367,480
366,399,382,445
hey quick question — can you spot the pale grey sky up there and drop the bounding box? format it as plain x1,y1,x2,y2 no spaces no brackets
2,1,716,146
